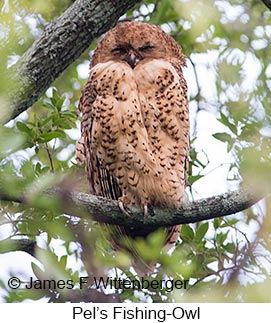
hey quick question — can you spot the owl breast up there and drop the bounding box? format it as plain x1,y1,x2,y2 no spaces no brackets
87,59,189,209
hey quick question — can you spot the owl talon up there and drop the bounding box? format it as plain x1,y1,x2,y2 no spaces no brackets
143,204,148,218
118,200,132,217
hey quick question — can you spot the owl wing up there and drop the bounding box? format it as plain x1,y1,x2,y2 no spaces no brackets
76,76,121,200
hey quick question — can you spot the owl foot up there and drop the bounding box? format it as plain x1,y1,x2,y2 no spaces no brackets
118,200,132,217
141,203,155,218
143,204,148,218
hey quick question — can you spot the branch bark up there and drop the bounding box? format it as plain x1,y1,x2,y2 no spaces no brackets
261,0,271,10
55,188,265,235
0,187,265,236
0,238,36,255
3,0,141,124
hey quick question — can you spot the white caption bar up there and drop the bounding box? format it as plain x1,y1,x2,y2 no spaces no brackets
1,303,269,322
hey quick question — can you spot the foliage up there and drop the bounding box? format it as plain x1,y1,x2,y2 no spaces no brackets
0,0,271,303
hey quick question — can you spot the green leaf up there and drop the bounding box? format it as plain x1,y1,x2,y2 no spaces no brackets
51,88,58,106
16,121,32,136
195,222,209,242
59,255,68,270
216,232,228,246
180,225,194,242
37,131,66,143
43,102,57,111
20,160,36,181
31,262,45,280
188,174,204,185
213,218,221,229
40,115,53,127
50,88,65,111
56,97,65,110
223,242,235,253
212,132,233,143
34,162,42,174
221,218,239,227
239,122,260,140
218,112,238,135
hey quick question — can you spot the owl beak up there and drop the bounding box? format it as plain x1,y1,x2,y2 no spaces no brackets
127,52,138,69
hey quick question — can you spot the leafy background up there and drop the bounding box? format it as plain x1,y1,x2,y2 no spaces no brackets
0,0,270,302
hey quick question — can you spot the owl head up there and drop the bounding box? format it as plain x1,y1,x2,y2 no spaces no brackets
91,21,186,70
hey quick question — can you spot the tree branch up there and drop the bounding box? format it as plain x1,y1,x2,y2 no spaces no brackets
3,0,141,124
261,0,271,10
0,238,36,256
0,187,266,236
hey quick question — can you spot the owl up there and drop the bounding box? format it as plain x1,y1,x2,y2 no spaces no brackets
76,21,189,271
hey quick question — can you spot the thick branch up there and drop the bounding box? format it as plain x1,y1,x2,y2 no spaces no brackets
3,0,140,124
64,188,264,235
261,0,271,9
0,187,265,236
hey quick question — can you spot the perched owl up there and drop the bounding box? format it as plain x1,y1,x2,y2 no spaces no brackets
76,21,189,272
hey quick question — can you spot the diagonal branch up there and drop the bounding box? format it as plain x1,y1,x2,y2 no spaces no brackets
2,0,141,124
0,238,36,255
261,0,271,10
0,187,266,236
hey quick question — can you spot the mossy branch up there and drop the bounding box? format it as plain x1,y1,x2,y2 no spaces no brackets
0,187,265,236
2,0,141,124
